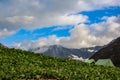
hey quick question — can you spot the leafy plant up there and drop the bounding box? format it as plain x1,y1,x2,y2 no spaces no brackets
0,47,120,79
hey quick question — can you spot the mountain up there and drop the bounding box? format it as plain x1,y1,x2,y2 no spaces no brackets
0,43,6,48
29,45,102,59
90,37,120,66
0,44,120,79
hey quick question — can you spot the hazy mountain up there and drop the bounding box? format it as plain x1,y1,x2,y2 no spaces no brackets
0,43,6,48
29,45,102,59
90,37,120,66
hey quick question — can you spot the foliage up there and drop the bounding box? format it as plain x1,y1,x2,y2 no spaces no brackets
0,47,120,80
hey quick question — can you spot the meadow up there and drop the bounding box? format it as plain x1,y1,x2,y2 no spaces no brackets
0,47,120,80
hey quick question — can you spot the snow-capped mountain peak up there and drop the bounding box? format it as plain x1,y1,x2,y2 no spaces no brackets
29,45,102,59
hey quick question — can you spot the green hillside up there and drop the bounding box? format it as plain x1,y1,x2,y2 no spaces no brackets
0,47,120,80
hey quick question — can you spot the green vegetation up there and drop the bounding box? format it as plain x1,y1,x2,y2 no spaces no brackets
0,47,120,80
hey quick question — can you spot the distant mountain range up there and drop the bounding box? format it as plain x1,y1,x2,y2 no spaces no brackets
1,36,120,65
0,43,7,48
29,45,102,59
90,37,120,66
0,42,102,60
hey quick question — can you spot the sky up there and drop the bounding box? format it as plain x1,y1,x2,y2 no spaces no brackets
0,0,120,49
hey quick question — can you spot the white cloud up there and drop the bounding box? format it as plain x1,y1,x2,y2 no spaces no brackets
36,35,60,46
13,15,120,49
6,16,35,24
57,14,88,25
59,24,99,48
12,35,60,50
12,40,34,50
60,15,120,48
0,28,15,38
77,0,120,10
1,0,120,45
0,0,120,32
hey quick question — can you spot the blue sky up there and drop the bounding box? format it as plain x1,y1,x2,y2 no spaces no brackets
0,0,120,48
1,6,120,45
80,6,120,24
0,25,73,45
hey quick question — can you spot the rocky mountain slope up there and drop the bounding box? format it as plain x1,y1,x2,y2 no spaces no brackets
0,43,6,48
29,45,102,59
90,37,120,66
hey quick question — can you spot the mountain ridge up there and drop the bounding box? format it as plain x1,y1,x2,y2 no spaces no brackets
90,37,120,66
29,45,102,59
0,43,7,48
0,45,120,79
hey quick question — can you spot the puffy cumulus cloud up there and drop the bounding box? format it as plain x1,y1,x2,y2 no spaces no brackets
77,0,120,10
12,40,35,50
12,35,60,50
36,35,60,46
90,15,120,38
0,28,15,38
59,24,97,48
57,14,88,25
38,14,88,27
60,15,120,48
13,15,120,49
0,0,120,32
0,14,88,33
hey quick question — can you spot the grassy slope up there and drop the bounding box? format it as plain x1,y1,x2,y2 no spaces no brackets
0,47,120,80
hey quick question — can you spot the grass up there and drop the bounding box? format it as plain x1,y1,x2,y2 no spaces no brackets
0,47,120,80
